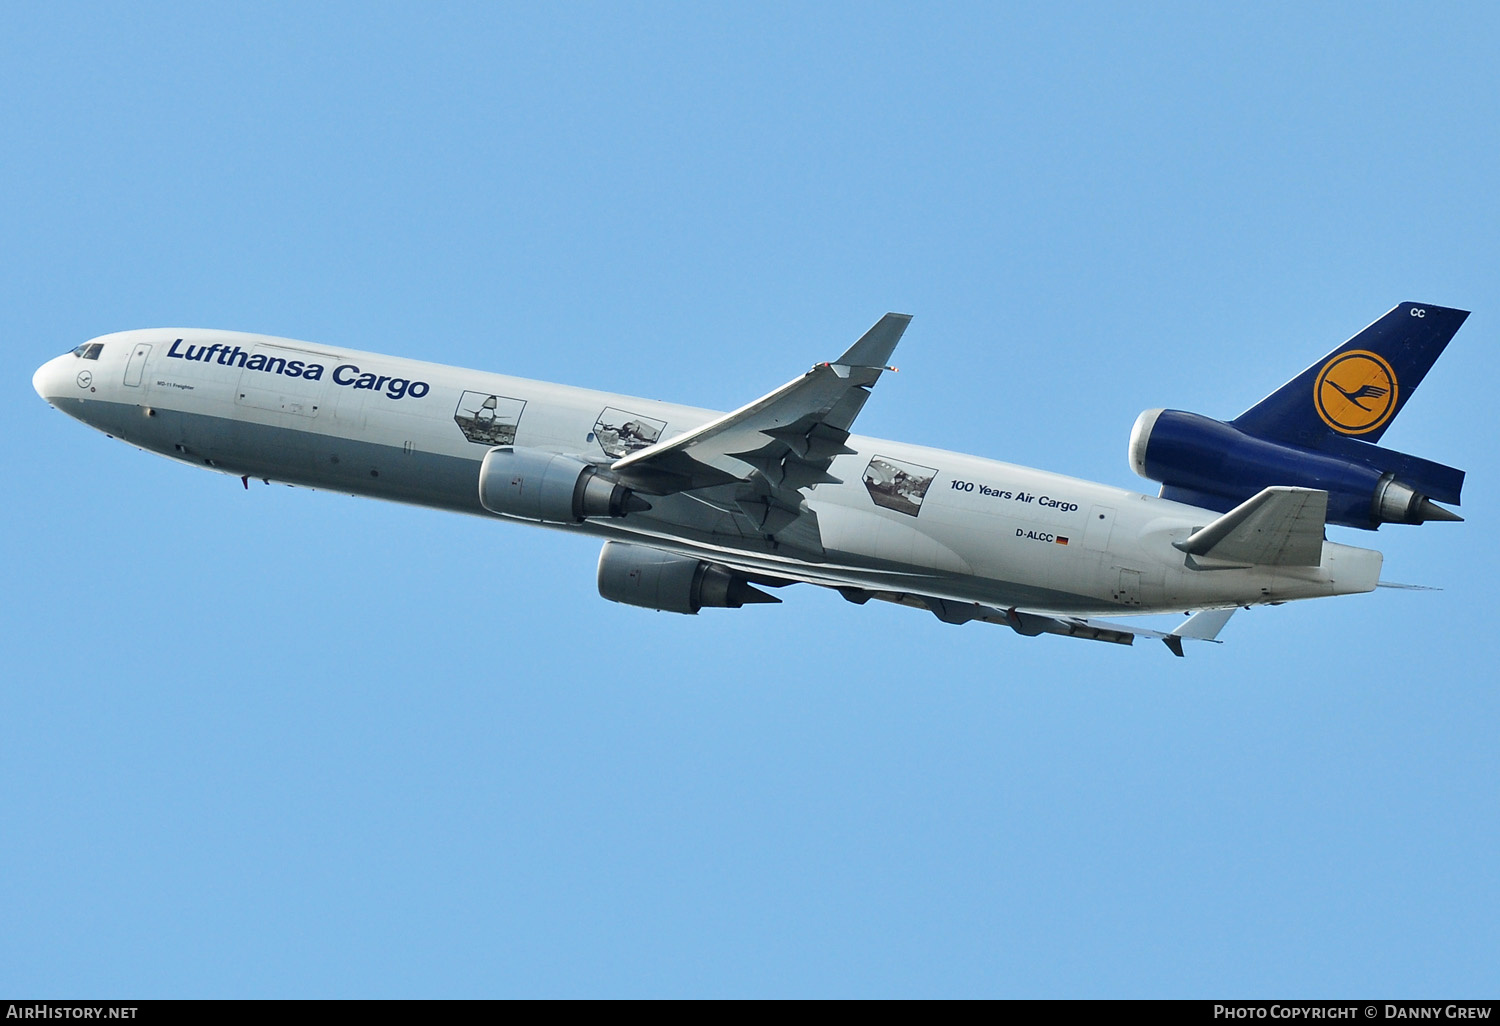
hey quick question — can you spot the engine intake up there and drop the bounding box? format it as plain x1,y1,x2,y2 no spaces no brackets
1129,408,1461,530
597,541,779,614
478,446,651,524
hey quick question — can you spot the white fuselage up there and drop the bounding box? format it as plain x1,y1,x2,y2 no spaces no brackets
33,328,1382,616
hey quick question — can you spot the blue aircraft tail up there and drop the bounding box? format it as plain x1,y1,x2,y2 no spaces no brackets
1231,302,1467,447
1137,302,1467,528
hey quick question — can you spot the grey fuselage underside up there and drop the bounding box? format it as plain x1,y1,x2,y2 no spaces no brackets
61,395,1106,610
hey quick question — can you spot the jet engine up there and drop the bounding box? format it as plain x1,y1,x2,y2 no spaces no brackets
1128,408,1462,530
597,541,779,614
478,446,651,524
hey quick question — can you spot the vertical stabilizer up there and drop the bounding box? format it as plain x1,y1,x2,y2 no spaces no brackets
1231,302,1467,447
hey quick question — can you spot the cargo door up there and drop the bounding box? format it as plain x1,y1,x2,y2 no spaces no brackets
234,345,329,418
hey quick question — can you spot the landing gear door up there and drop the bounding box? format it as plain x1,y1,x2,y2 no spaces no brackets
123,343,152,387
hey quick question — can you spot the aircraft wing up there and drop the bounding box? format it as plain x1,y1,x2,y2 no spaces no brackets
937,599,1235,656
611,314,911,536
850,589,1235,656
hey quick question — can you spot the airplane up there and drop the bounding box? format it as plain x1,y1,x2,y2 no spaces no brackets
32,302,1468,655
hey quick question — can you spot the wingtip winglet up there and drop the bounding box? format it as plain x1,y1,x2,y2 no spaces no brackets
837,313,913,369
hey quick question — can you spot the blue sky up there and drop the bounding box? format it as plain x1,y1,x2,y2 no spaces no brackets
3,2,1497,997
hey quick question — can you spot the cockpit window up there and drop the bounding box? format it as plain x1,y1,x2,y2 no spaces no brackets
70,343,104,360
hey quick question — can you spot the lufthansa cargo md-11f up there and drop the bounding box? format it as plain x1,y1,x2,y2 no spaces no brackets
33,304,1468,654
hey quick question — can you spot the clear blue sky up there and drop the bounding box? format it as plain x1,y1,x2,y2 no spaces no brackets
4,2,1497,997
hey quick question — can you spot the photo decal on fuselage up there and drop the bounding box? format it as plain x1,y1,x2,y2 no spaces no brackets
594,408,665,458
454,391,527,445
863,455,937,517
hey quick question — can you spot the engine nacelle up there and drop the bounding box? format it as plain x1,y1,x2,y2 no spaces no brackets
1129,408,1461,530
597,541,779,614
478,446,650,524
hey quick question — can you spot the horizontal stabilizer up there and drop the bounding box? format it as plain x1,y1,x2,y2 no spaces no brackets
1173,607,1235,641
1174,486,1327,567
1161,607,1236,656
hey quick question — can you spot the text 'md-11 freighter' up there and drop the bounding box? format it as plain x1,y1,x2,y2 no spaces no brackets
33,302,1467,655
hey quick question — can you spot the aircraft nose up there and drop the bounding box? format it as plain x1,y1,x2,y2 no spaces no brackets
33,357,59,401
33,354,78,403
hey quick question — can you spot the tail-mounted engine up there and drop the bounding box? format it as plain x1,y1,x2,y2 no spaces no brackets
1129,409,1463,530
478,446,651,524
597,541,780,614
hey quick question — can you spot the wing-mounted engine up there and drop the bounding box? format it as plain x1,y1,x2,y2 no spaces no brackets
1129,408,1462,529
478,446,651,524
596,541,780,614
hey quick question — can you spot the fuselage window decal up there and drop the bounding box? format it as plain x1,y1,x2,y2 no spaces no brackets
455,391,527,445
863,455,937,517
594,408,665,458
